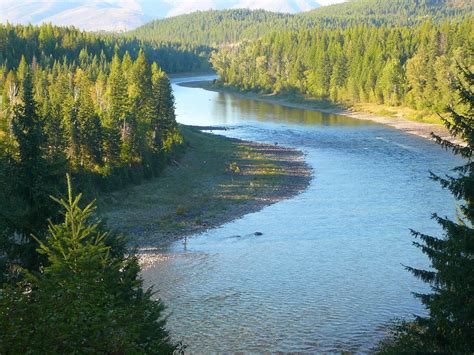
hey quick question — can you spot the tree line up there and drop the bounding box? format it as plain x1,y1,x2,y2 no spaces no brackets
130,9,294,47
299,0,473,29
1,51,182,183
131,0,473,48
211,17,473,114
0,22,211,73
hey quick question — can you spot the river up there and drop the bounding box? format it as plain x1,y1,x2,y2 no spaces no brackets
142,75,461,353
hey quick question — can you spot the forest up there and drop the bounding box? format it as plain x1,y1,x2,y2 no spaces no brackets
0,23,186,352
211,17,473,114
0,23,211,73
131,0,473,47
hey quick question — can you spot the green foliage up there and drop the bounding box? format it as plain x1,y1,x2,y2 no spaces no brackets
131,0,473,48
0,24,183,279
0,176,178,354
301,0,473,28
211,17,473,114
0,58,63,274
0,22,210,73
131,9,294,47
377,66,474,353
0,20,186,355
0,38,183,182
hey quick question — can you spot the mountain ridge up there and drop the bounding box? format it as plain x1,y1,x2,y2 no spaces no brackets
0,0,325,31
131,0,473,46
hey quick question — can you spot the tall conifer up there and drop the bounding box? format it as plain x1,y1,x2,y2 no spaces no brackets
378,66,474,353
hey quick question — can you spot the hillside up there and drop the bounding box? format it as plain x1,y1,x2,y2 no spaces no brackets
0,0,151,32
300,0,474,27
131,0,474,46
130,9,295,46
0,0,323,32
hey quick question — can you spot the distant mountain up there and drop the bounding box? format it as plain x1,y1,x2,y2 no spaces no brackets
0,0,328,31
0,0,152,31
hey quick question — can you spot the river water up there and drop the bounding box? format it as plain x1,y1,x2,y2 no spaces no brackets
142,76,461,353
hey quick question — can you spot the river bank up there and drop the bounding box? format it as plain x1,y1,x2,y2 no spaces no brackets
100,126,311,252
180,80,459,145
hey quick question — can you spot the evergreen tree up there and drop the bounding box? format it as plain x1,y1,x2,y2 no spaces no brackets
108,54,129,128
0,23,184,219
128,50,154,162
378,59,406,106
151,64,178,153
74,69,103,168
44,66,68,156
378,65,474,353
130,50,154,127
150,63,165,153
0,176,179,354
105,54,127,165
5,57,56,271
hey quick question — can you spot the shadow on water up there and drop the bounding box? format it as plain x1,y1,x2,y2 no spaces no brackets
215,91,370,127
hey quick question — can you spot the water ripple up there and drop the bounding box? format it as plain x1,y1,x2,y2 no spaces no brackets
140,79,460,353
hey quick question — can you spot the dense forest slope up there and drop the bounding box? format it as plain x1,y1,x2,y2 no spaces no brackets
0,23,211,73
131,0,474,46
130,9,294,47
0,0,322,31
211,17,473,114
300,0,473,27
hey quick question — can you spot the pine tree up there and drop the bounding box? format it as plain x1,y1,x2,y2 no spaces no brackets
63,79,81,167
128,50,154,162
156,68,179,153
130,50,154,127
378,65,474,353
0,176,179,353
45,66,68,156
105,54,128,165
6,57,56,271
378,59,405,106
74,69,103,168
150,63,164,153
108,54,129,130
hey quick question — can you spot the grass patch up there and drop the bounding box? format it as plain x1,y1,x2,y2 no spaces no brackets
353,103,444,125
100,126,310,246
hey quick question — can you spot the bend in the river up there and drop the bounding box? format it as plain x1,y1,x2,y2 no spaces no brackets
142,75,461,353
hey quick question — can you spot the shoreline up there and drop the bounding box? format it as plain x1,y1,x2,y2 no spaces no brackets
180,80,459,145
101,126,311,257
